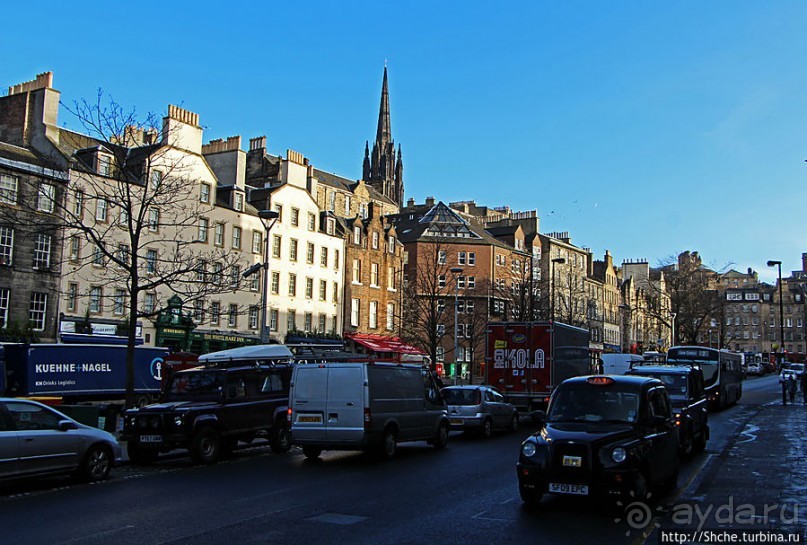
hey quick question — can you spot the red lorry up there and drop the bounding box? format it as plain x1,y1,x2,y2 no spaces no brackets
484,322,591,414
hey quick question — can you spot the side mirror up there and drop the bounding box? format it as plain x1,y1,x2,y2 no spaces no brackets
58,419,79,432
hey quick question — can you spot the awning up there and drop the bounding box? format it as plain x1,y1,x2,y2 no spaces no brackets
344,333,426,356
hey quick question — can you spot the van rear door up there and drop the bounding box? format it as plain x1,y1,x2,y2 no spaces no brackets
290,366,329,442
325,365,365,442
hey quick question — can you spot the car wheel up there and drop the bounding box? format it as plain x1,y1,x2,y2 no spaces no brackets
78,444,112,482
509,414,519,433
126,442,158,465
679,432,694,458
302,446,322,460
376,428,397,460
433,423,449,450
269,420,291,453
190,426,221,464
519,485,542,507
480,418,493,439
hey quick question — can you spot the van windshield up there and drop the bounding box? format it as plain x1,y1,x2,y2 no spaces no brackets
442,388,481,405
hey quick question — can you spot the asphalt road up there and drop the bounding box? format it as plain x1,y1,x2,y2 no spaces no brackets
1,375,782,545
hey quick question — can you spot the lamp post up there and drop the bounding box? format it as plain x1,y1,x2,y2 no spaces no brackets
551,257,566,322
670,312,677,349
243,209,279,344
450,266,464,384
767,260,784,364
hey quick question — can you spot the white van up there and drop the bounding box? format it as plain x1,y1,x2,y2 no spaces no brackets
601,353,644,376
289,362,449,460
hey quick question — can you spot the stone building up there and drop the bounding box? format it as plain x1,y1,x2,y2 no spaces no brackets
620,259,672,353
591,251,622,353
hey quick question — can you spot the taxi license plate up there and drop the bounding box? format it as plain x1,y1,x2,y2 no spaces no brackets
450,419,464,426
563,455,582,467
139,435,162,443
297,414,323,423
549,483,589,496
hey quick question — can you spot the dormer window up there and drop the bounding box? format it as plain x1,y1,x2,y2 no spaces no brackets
234,192,243,211
98,154,113,177
326,218,335,235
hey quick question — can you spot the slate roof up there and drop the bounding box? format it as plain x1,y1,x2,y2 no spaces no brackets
389,201,513,249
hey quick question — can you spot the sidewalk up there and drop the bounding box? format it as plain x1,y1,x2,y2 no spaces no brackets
649,402,807,543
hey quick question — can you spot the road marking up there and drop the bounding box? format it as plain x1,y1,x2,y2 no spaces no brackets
57,525,135,545
736,423,759,444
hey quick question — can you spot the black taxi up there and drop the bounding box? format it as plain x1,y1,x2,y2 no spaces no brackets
516,375,679,506
626,365,709,456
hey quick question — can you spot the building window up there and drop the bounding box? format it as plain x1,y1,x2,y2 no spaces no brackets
308,213,316,231
89,287,103,314
33,234,51,269
334,250,340,270
372,232,379,249
304,312,313,332
0,227,13,265
98,154,113,177
228,304,238,327
371,263,379,287
193,299,205,323
319,280,327,301
198,218,209,242
328,192,336,211
210,301,220,325
287,310,296,331
344,195,351,216
369,301,378,329
228,227,241,251
269,309,278,331
271,271,280,294
326,218,335,235
468,252,476,266
253,231,263,254
438,251,446,265
387,303,395,331
273,204,283,223
387,266,396,290
289,239,298,261
146,249,157,273
352,259,362,283
196,261,207,282
200,183,210,203
148,208,160,232
359,203,368,219
249,272,259,291
73,190,84,217
458,252,466,266
387,236,396,254
291,208,300,227
333,282,339,304
468,276,476,289
234,192,243,211
230,265,240,289
289,274,297,296
353,226,362,245
0,174,18,204
438,275,446,289
214,223,224,246
320,247,328,267
67,283,78,312
272,235,281,258
95,198,108,221
351,298,361,327
249,306,259,329
116,244,129,267
307,242,315,264
305,277,313,299
319,314,327,332
113,289,126,316
29,292,47,330
93,245,106,267
212,263,223,285
36,183,55,213
149,170,162,191
0,288,8,327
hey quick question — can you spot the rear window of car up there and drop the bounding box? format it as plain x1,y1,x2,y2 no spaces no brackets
442,388,481,405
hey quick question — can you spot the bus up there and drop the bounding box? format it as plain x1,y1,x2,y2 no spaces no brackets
666,346,743,410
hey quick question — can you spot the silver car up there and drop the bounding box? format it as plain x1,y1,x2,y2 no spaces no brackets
442,386,519,438
0,398,122,482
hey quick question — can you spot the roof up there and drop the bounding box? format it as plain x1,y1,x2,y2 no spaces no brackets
198,344,293,364
0,141,59,169
389,201,514,249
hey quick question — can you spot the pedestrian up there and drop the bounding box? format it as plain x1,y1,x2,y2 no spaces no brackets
787,374,797,404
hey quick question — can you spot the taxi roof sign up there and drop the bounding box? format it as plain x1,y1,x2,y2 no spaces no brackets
586,376,615,386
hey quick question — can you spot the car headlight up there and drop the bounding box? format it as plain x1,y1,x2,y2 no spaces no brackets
173,415,184,427
522,442,537,457
611,447,627,463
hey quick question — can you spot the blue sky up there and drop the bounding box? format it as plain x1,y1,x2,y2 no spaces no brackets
4,1,806,282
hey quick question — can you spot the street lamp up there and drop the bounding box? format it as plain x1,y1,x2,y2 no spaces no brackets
243,209,279,344
670,312,677,349
450,266,464,385
767,260,784,364
551,257,565,322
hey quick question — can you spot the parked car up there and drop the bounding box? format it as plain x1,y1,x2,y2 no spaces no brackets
0,398,121,483
121,345,294,465
785,363,805,379
289,362,449,460
746,362,764,376
626,365,709,456
516,375,679,507
442,385,519,437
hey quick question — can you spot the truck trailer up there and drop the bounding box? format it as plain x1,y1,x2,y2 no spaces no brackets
484,322,591,413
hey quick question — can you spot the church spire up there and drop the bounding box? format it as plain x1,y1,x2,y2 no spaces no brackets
375,66,391,147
